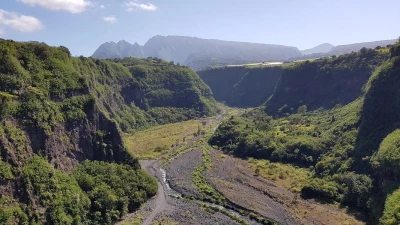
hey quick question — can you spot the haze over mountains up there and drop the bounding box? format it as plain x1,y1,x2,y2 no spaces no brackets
300,43,334,55
93,36,398,70
93,35,302,70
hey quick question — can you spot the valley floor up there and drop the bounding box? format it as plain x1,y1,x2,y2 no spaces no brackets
118,108,365,225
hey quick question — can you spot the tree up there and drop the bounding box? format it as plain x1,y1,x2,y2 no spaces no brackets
297,105,307,114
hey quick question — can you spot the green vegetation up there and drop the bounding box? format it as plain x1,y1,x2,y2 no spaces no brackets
210,41,400,224
371,129,400,177
0,39,216,224
198,66,282,107
17,156,157,225
23,156,91,225
199,49,388,110
0,197,28,225
0,160,13,182
265,48,389,115
248,158,312,192
192,146,225,204
380,188,400,225
123,119,206,159
73,161,157,224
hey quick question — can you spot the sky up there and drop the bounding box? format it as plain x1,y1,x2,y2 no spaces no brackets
0,0,399,56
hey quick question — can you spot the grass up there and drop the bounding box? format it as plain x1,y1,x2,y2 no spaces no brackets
123,119,207,159
119,214,143,225
150,217,177,225
124,103,234,160
248,158,312,192
192,145,225,204
0,91,18,99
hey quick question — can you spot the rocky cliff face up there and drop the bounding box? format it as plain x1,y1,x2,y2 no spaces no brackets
265,49,389,116
198,66,282,107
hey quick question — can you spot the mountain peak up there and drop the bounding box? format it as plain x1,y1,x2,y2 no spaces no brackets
93,35,304,69
301,43,334,55
118,40,130,44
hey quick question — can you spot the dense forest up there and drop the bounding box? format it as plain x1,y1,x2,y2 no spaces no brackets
210,41,400,224
0,40,217,224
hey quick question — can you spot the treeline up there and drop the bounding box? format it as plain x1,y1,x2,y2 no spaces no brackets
210,41,400,224
1,157,156,224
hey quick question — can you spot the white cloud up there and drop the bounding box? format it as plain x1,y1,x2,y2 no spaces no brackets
0,28,4,34
19,0,92,14
0,9,43,32
100,5,105,9
124,2,158,11
103,16,117,24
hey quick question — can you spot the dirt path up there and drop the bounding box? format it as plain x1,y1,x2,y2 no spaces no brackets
139,160,168,225
136,110,227,225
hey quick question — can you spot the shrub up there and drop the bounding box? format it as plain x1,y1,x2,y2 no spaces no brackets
301,178,339,201
371,129,400,178
380,188,400,225
336,173,372,210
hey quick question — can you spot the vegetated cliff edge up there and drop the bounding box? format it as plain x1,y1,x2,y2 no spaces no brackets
265,48,389,116
198,66,282,108
0,40,216,224
198,48,388,109
209,42,400,224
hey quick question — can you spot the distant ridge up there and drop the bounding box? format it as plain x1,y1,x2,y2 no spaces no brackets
301,43,334,55
93,36,398,70
329,39,397,55
92,35,302,70
92,40,144,59
289,38,398,61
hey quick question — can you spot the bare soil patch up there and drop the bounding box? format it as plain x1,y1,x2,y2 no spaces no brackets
206,150,365,225
166,149,203,198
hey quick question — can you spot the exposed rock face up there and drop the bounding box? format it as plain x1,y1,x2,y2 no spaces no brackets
198,66,282,107
265,49,389,116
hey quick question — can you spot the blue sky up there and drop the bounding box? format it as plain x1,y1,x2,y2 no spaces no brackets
0,0,399,56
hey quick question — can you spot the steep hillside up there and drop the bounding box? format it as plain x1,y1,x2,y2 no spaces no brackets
355,42,400,185
289,39,397,62
330,39,397,55
301,43,334,55
265,49,389,116
83,57,217,131
198,66,282,107
210,41,400,224
92,35,302,70
0,40,216,224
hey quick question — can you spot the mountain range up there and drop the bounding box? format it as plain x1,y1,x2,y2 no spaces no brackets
92,35,302,70
300,43,334,55
92,36,398,70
